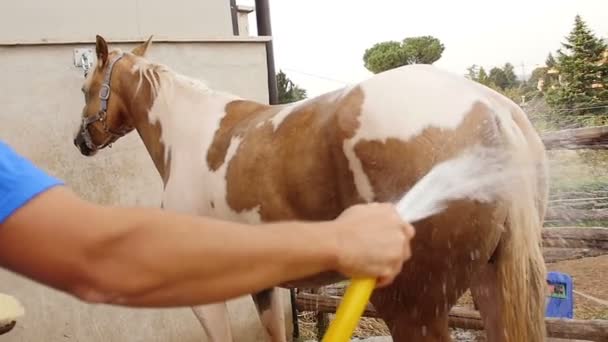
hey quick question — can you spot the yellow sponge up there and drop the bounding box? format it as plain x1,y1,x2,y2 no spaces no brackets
0,293,25,335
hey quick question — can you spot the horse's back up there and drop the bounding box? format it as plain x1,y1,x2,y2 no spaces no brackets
351,64,533,147
222,64,544,221
338,65,524,200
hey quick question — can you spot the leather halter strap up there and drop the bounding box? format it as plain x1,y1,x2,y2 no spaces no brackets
81,53,132,151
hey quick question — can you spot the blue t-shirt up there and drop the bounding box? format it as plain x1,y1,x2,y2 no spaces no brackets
0,140,64,224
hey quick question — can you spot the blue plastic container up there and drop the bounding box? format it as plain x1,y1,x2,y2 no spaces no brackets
545,271,574,319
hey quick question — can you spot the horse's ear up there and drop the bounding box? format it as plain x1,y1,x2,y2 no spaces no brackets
95,35,109,68
132,35,153,57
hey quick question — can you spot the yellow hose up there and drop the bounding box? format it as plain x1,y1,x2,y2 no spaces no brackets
321,277,376,342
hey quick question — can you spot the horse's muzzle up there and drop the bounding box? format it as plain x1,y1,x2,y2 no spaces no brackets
73,133,95,156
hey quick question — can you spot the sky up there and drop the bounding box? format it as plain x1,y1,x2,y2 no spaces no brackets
237,0,608,98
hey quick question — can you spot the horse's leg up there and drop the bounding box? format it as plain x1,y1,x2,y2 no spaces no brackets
370,267,462,342
252,288,287,342
468,223,508,342
371,287,452,342
470,257,506,342
386,313,451,342
191,302,233,342
470,236,546,342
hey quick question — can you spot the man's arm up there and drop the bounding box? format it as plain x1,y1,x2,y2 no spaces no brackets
0,186,412,307
0,186,338,306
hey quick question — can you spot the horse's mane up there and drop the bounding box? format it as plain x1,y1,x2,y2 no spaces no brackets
124,50,212,104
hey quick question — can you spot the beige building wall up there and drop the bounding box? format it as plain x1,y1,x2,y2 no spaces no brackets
237,5,255,36
0,40,270,206
0,40,293,342
0,0,235,44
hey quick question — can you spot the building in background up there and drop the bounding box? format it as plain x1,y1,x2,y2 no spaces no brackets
0,1,291,341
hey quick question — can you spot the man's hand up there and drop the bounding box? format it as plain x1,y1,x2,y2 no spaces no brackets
330,203,415,287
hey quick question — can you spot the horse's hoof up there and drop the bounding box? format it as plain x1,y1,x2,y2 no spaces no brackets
0,320,16,335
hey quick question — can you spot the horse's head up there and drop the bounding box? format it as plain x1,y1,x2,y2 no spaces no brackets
73,35,153,156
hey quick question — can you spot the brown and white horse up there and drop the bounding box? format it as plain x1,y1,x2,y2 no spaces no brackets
73,35,549,342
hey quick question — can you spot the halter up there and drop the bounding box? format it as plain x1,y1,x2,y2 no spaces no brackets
80,53,133,151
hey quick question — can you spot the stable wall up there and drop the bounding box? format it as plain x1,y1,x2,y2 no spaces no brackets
0,40,294,342
0,40,270,206
0,0,235,44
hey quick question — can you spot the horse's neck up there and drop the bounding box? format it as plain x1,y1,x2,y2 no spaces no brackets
129,69,241,184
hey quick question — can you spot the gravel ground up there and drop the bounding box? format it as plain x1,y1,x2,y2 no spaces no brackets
301,327,485,342
303,328,484,341
351,329,483,341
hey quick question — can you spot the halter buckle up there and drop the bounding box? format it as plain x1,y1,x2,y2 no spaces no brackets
99,84,111,100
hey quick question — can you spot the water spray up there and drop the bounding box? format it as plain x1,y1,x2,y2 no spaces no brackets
321,145,530,342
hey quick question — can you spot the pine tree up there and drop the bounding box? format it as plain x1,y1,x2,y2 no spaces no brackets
477,67,489,85
546,53,556,69
465,64,480,80
276,70,307,104
503,63,519,88
547,15,608,122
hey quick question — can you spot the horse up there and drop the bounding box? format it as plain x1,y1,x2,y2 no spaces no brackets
73,35,549,342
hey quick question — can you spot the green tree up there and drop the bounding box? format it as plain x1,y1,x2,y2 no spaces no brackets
503,63,519,88
276,70,307,104
362,41,407,74
363,36,445,73
466,64,480,80
546,53,556,68
466,65,494,87
488,67,509,90
467,63,519,90
401,36,445,65
477,67,489,85
527,66,549,91
546,15,608,120
465,63,528,103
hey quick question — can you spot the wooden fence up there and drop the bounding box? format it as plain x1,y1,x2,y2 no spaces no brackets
294,125,608,342
541,125,608,150
296,226,608,341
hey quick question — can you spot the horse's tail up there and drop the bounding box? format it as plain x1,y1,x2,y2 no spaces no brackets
495,106,548,341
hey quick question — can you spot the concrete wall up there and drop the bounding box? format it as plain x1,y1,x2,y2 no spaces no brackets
0,41,293,342
0,41,270,205
237,5,255,36
0,0,235,43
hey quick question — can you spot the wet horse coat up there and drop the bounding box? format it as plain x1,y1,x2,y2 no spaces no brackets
74,36,548,342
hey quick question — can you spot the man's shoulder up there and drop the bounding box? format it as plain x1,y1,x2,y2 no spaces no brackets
0,140,64,224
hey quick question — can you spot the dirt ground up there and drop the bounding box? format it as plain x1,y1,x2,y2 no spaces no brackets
297,255,608,341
